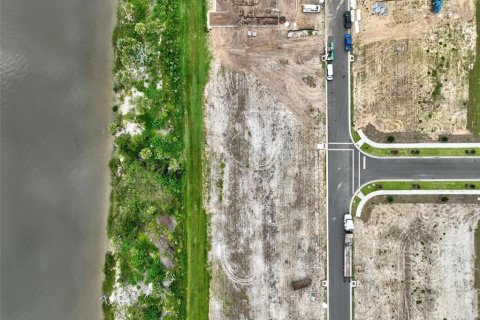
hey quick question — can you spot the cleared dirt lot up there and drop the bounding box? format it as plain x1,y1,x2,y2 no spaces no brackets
204,1,327,317
354,203,480,319
352,0,477,142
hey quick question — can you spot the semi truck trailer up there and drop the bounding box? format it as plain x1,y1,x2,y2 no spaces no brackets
344,213,354,280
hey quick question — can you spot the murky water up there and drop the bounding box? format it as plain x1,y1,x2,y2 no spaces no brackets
1,0,115,319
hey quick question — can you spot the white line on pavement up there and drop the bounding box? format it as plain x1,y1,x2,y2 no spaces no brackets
351,150,355,194
358,151,361,188
362,156,366,170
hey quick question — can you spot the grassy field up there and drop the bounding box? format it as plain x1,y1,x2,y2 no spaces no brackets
181,0,210,317
361,144,480,157
467,0,480,136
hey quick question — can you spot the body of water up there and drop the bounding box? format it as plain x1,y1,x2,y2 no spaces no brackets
1,0,115,318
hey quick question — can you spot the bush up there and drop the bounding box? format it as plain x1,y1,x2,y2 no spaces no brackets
390,149,399,155
386,196,394,203
439,136,448,142
440,196,449,202
386,135,395,143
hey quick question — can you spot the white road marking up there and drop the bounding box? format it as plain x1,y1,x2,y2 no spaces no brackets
329,142,352,145
351,150,355,194
363,156,366,170
357,151,361,188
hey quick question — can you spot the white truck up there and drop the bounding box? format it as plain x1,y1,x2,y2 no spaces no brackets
344,213,354,280
302,4,321,12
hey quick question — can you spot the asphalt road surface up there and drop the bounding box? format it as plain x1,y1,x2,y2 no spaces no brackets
325,2,480,320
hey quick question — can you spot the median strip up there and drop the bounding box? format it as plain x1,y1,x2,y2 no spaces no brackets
351,180,480,217
354,130,480,158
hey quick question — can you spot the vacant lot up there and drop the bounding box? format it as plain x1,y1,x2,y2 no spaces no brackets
353,0,477,142
354,203,480,319
205,0,327,317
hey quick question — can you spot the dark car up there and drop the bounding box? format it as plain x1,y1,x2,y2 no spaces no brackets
343,11,352,29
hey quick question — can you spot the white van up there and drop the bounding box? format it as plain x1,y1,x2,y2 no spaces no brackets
302,4,321,13
326,63,333,81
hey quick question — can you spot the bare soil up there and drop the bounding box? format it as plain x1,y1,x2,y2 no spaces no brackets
354,203,480,319
352,0,477,142
204,2,327,317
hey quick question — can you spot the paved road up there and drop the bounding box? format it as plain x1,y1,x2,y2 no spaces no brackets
325,2,480,320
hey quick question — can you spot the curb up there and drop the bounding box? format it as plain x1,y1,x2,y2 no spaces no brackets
350,179,480,217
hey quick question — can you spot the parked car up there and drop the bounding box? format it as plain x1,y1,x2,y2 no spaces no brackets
343,11,352,28
326,63,333,81
344,33,352,51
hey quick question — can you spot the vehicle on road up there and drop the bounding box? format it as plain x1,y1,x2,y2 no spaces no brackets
325,38,334,61
302,4,321,12
326,63,333,81
344,213,354,280
344,33,352,51
343,11,352,29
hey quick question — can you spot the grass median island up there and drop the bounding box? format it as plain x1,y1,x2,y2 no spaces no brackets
352,180,480,215
360,180,480,195
467,0,480,136
102,0,210,318
360,143,480,157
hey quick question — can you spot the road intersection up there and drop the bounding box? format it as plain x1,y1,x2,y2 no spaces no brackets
325,2,480,319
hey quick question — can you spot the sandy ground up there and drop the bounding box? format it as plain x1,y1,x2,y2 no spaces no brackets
204,1,327,317
352,0,477,142
354,203,480,319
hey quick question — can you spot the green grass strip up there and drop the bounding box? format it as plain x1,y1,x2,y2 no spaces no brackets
360,180,480,196
181,0,210,318
467,0,480,136
361,144,480,157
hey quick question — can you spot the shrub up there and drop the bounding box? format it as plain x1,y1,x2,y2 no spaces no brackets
386,135,395,143
439,136,448,142
440,196,449,202
386,196,394,203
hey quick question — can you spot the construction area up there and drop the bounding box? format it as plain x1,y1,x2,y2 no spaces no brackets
352,0,478,142
204,0,327,317
354,202,480,319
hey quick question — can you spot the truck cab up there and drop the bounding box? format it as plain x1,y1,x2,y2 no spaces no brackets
344,213,354,233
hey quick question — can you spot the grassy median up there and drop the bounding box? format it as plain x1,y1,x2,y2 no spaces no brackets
359,180,480,195
361,143,480,157
352,180,480,215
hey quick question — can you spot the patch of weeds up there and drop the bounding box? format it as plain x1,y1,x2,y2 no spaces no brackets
302,75,317,88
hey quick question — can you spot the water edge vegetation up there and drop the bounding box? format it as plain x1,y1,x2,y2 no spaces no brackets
101,0,209,318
